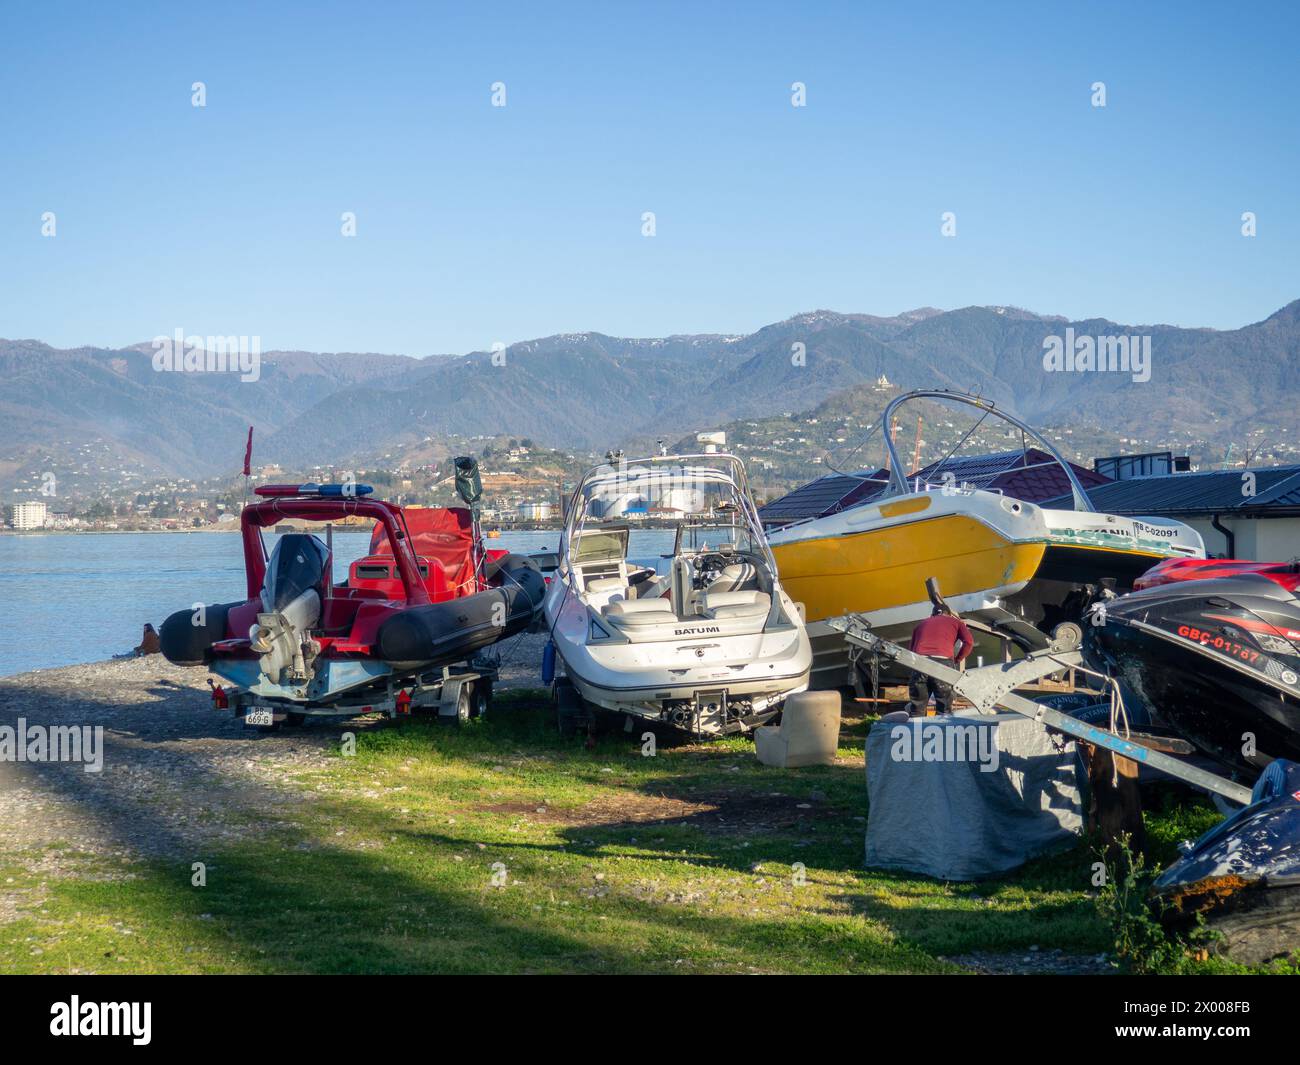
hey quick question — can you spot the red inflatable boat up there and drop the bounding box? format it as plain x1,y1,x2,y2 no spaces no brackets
160,479,545,714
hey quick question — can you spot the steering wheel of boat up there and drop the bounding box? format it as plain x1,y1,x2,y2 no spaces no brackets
693,547,735,585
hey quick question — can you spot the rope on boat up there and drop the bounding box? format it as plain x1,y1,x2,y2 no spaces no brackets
1043,653,1132,786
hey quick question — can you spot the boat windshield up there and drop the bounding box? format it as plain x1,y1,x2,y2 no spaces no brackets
576,460,743,522
674,514,758,556
564,454,770,567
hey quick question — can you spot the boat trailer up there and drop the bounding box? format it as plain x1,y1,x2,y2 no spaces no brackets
212,657,499,729
827,613,1253,806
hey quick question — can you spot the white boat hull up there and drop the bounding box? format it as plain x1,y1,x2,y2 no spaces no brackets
545,586,811,732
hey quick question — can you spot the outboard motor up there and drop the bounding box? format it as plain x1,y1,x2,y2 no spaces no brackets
1153,758,1300,966
249,533,328,687
454,455,483,505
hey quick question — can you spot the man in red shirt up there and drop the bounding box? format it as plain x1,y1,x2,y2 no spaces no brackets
906,606,975,714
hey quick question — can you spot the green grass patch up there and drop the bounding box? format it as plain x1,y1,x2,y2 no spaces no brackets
0,691,1269,974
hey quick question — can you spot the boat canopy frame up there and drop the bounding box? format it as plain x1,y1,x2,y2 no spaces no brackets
864,389,1097,512
239,496,431,606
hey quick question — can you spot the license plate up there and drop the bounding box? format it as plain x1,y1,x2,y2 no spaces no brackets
244,708,275,727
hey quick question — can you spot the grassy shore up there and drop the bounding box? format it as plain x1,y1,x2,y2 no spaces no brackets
0,689,1270,975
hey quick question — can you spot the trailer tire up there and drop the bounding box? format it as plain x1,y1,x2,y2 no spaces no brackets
554,682,585,738
472,679,492,719
454,684,473,725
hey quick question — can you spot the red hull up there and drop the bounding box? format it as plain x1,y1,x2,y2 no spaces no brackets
1135,557,1300,594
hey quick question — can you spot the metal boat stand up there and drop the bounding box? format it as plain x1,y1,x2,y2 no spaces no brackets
827,613,1253,806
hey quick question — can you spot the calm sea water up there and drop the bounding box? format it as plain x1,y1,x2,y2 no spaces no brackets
0,529,677,677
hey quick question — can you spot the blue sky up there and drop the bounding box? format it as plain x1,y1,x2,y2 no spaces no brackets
1,1,1296,355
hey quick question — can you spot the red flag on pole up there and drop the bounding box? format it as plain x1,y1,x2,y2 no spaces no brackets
243,427,254,477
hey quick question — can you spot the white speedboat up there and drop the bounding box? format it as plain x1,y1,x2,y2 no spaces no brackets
543,441,812,737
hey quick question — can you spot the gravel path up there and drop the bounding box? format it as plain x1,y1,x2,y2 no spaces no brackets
0,633,549,879
942,950,1115,975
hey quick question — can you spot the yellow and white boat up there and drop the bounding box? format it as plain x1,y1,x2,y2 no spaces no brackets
766,391,1205,687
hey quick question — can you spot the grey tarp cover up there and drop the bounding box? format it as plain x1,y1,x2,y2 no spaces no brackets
865,712,1083,880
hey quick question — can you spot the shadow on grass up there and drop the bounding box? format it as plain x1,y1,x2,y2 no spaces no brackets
0,675,1113,971
0,677,935,972
384,699,1114,960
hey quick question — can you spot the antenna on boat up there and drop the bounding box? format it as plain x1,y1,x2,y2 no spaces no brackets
241,426,254,512
325,522,333,599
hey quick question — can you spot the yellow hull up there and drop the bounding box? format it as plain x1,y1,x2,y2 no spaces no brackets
772,514,1046,623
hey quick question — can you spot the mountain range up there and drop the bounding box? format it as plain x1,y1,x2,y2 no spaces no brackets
4,301,1298,490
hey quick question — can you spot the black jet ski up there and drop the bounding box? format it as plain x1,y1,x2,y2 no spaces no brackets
1154,758,1300,966
1086,573,1300,778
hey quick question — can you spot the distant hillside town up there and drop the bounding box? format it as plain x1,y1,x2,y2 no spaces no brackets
6,403,1300,558
1,436,591,532
4,300,1299,513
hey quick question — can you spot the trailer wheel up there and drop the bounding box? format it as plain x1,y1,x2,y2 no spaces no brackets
471,679,492,719
453,684,473,725
554,682,586,738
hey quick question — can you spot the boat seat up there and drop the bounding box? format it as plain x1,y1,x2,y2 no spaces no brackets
701,589,771,620
585,576,627,595
754,691,842,768
708,561,760,593
632,576,671,600
602,598,674,626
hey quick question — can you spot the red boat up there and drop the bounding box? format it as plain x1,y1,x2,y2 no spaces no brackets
160,476,545,717
1135,557,1300,593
